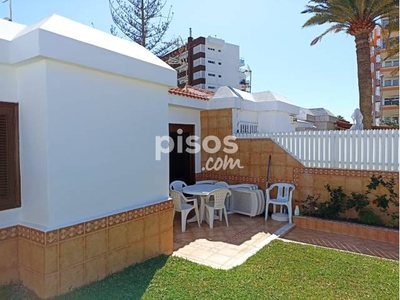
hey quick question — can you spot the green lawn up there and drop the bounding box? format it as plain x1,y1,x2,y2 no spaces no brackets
1,240,398,300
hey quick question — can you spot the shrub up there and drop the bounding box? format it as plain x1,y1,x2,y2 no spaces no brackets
346,192,370,220
359,209,383,226
300,194,321,216
316,184,346,220
367,175,399,221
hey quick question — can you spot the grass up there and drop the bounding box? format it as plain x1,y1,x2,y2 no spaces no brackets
1,240,398,300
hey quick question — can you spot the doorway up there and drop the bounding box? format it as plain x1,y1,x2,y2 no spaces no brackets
169,124,195,185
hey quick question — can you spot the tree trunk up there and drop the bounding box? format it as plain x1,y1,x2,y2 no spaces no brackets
355,32,373,129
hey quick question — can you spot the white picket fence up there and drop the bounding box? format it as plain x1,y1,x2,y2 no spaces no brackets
236,130,399,171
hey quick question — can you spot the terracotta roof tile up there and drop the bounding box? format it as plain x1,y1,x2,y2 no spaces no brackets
168,86,214,101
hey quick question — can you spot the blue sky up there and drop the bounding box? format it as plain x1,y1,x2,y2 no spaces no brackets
1,0,359,120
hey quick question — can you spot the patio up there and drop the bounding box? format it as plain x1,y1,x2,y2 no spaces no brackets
173,212,399,270
173,213,291,269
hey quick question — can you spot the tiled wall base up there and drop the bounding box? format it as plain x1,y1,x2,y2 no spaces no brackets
293,216,399,244
0,200,173,298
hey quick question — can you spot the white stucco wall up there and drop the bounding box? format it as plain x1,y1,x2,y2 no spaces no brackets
44,60,169,229
17,61,50,229
1,60,171,230
168,105,201,173
258,111,297,132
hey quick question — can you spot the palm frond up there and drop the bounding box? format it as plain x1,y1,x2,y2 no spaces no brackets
310,24,347,45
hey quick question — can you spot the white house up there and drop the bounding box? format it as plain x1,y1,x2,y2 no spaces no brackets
0,15,176,298
210,86,301,133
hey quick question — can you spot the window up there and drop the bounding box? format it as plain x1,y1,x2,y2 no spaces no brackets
383,116,399,124
382,19,390,28
193,44,205,54
207,86,216,89
384,79,399,86
218,62,222,65
193,57,205,67
237,122,258,134
207,60,215,64
383,60,399,67
0,102,20,211
384,97,399,105
193,71,205,80
218,75,222,78
208,73,215,77
207,47,215,51
218,50,221,52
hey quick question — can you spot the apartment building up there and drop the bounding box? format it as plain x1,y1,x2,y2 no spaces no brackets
161,34,250,92
370,19,399,125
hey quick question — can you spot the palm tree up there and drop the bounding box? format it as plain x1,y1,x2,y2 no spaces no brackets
302,0,399,129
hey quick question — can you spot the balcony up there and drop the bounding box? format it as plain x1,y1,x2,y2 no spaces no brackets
383,99,399,106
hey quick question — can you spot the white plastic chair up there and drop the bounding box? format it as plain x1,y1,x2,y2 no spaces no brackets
214,181,229,187
169,180,187,192
170,190,200,232
195,180,218,185
204,189,231,229
265,183,296,223
213,181,231,210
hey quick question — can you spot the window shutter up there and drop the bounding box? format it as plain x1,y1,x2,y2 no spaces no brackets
0,102,20,211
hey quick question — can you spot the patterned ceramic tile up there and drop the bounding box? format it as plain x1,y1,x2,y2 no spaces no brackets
85,217,107,233
18,225,31,241
127,208,145,220
59,223,84,241
145,204,160,216
46,230,59,245
0,226,18,241
196,173,296,187
30,228,45,245
108,212,126,227
294,167,397,179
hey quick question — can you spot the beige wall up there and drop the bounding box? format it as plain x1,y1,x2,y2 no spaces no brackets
198,108,399,223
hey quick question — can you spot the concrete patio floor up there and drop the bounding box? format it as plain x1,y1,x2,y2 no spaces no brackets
173,213,290,269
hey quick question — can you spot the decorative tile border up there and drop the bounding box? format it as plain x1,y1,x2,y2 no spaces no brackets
46,230,59,245
85,217,107,234
59,223,85,241
0,226,18,241
127,208,145,220
293,167,398,186
197,168,397,188
195,173,293,186
0,199,173,245
18,225,31,241
196,173,266,184
30,228,45,245
108,212,127,227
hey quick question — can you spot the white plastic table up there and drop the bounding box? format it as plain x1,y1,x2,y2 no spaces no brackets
182,184,221,223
